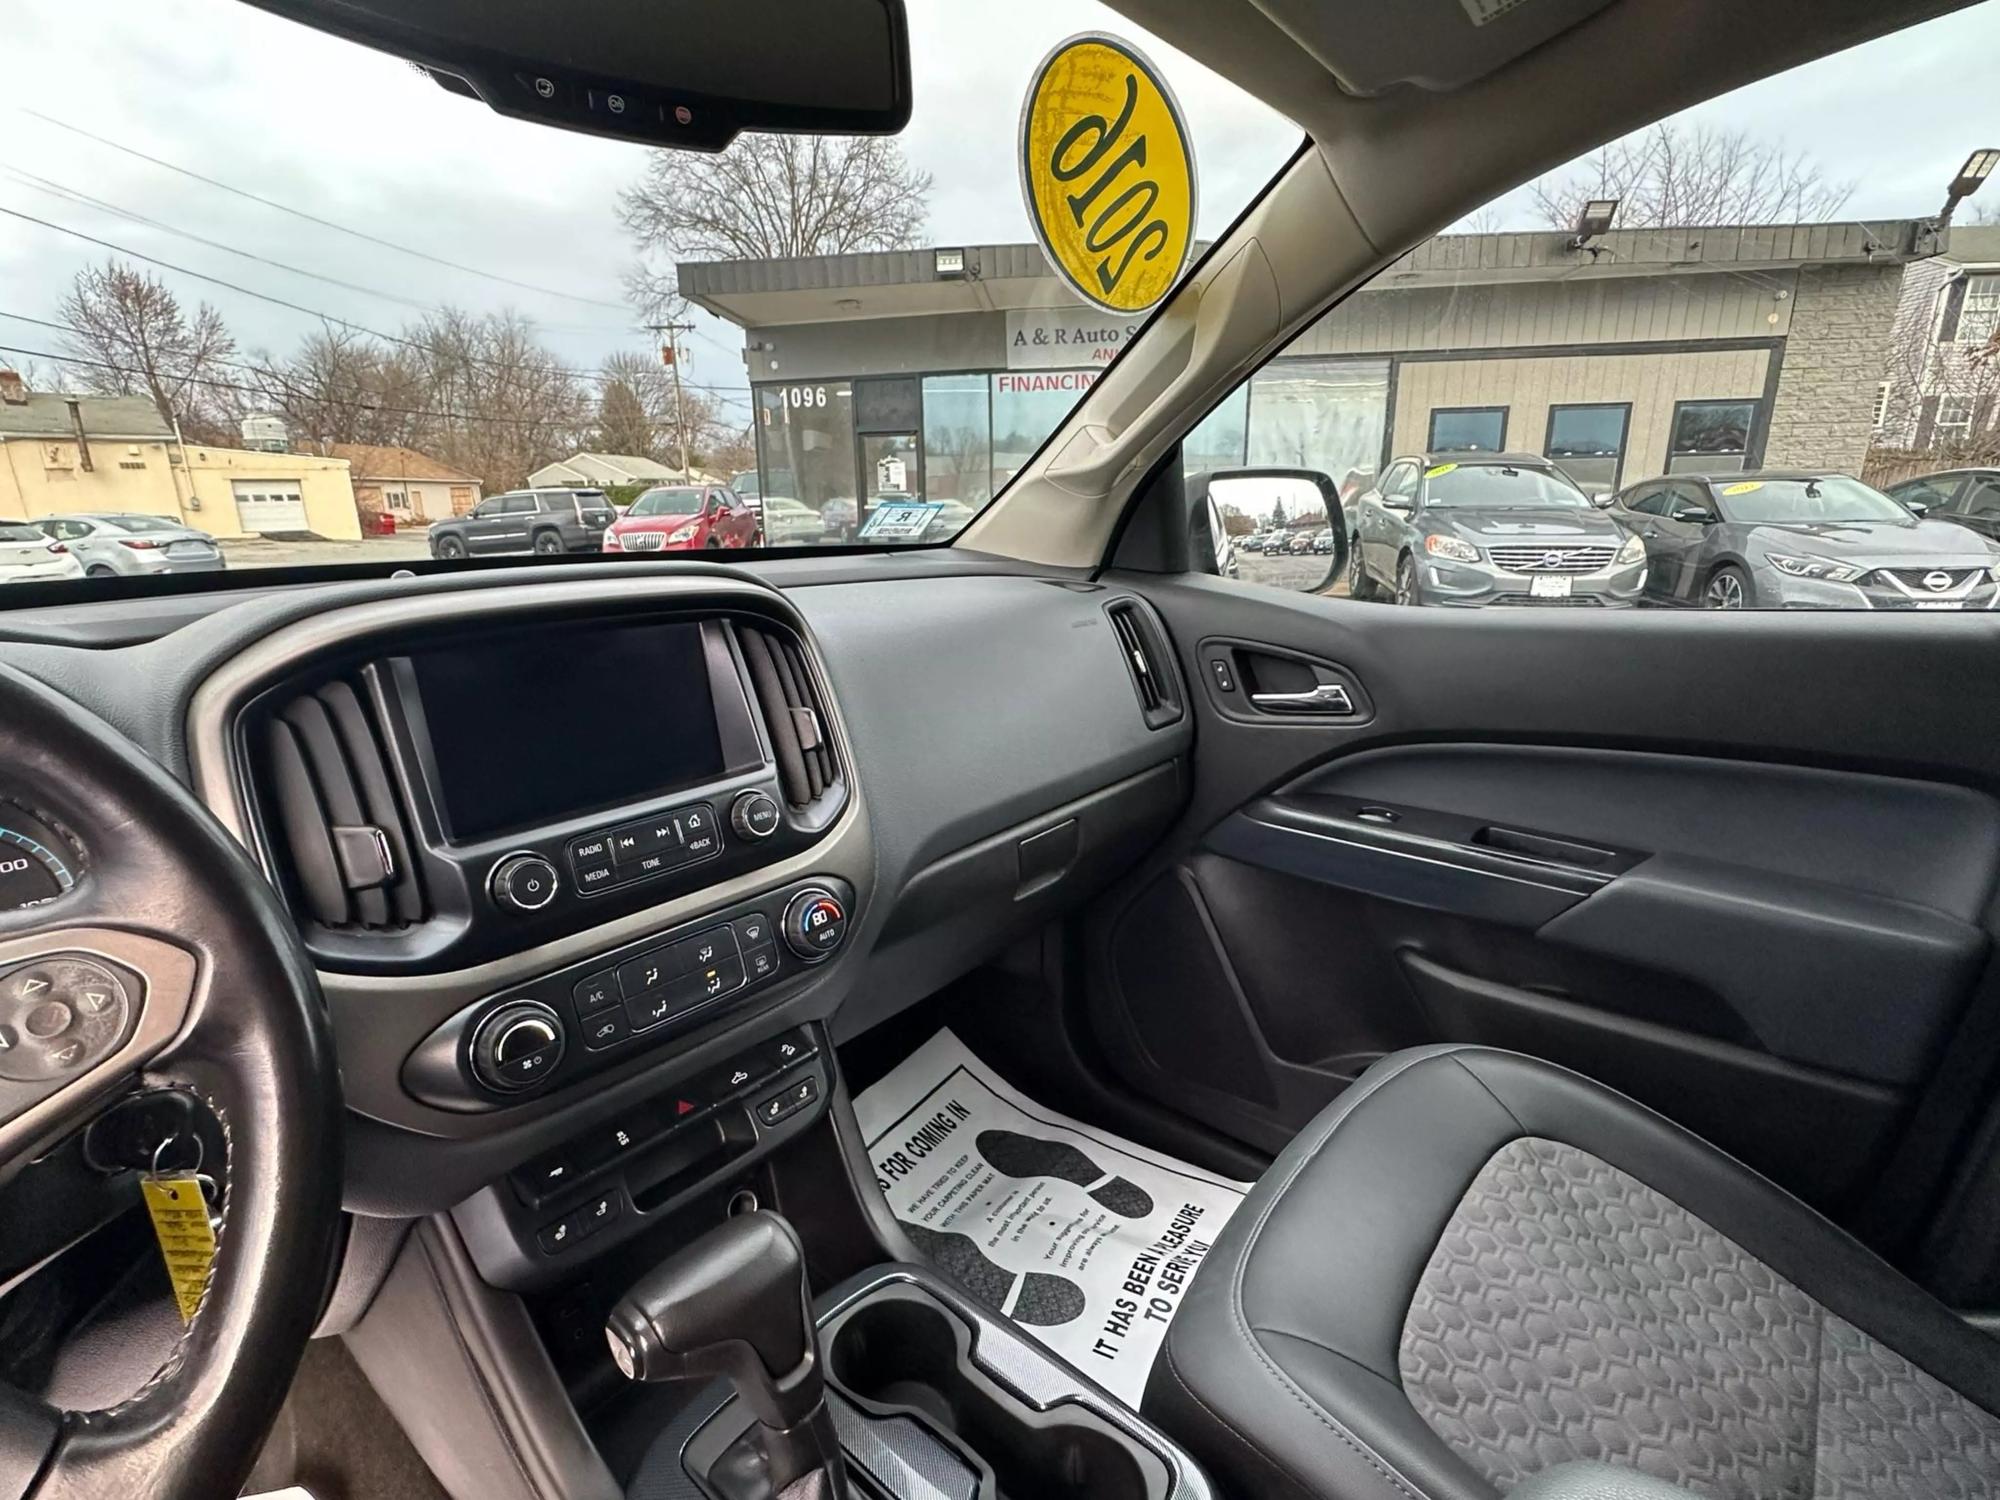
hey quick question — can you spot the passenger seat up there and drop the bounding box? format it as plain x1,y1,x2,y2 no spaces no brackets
1147,1045,2000,1500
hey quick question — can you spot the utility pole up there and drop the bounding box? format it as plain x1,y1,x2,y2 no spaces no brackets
647,323,697,478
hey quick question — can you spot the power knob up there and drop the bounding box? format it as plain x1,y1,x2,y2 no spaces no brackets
490,853,560,913
782,887,847,962
471,1001,566,1093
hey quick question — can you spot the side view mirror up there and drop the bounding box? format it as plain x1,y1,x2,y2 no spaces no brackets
1903,499,1931,518
1380,495,1415,514
1673,506,1718,525
1187,467,1348,593
1589,493,1618,510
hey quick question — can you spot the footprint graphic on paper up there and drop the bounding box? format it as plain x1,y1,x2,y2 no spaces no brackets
977,1129,1156,1219
900,1221,1087,1327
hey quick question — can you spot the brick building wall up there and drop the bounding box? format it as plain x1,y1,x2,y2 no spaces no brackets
1762,264,1904,474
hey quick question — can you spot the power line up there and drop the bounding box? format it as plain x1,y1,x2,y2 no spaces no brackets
18,107,632,312
0,336,744,437
0,312,751,427
0,216,752,403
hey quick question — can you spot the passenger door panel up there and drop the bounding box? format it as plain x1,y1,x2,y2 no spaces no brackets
1087,574,2000,1219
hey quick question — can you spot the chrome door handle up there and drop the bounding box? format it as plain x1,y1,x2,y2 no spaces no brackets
1249,683,1354,714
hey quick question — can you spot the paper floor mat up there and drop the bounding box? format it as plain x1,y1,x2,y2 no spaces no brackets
852,1028,1249,1405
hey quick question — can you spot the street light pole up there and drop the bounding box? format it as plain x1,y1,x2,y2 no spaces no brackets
647,322,697,478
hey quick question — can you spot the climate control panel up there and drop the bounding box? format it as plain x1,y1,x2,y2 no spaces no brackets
400,874,855,1111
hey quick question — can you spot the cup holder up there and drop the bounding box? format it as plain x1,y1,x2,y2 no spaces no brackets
822,1284,1166,1500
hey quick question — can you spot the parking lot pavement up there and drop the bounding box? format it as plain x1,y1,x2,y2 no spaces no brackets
218,534,434,569
1238,550,1345,594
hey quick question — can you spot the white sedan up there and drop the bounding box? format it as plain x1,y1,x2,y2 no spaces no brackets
0,521,84,585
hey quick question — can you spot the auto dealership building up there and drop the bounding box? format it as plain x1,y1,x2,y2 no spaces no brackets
679,219,1944,514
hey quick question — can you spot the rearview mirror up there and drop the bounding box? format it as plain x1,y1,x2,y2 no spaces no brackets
236,0,912,151
1189,469,1348,594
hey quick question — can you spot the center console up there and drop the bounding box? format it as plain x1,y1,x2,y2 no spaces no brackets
614,1215,1213,1500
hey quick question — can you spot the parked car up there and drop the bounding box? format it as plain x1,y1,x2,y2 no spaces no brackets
820,495,860,542
34,512,226,577
602,484,758,553
1313,527,1335,554
428,489,614,559
1884,469,2000,545
1285,529,1317,554
0,521,83,585
758,495,823,546
1609,471,2000,609
1348,452,1646,607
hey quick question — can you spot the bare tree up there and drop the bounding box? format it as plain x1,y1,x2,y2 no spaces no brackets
620,136,931,320
1531,124,1852,229
58,260,238,441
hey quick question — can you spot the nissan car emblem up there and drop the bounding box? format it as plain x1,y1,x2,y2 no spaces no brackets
1923,570,1954,592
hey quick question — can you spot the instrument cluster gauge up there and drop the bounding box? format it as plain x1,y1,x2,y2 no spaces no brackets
0,802,82,910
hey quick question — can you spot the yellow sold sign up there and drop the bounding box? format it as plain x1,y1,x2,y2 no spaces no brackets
1020,34,1197,315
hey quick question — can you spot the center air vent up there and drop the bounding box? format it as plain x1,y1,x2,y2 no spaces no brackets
253,672,428,932
737,622,841,811
1105,599,1184,730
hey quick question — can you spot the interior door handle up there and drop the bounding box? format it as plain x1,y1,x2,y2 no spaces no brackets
1249,683,1355,714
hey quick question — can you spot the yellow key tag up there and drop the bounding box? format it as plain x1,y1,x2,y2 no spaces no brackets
142,1175,217,1323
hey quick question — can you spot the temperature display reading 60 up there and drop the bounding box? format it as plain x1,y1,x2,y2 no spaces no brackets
0,806,79,910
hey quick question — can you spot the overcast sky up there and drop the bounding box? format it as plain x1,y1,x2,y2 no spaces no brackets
2,0,1995,427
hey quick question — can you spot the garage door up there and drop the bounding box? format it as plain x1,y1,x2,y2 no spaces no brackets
233,480,305,533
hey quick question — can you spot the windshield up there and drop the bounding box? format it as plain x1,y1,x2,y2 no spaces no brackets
98,514,184,533
1718,478,1916,525
629,489,698,517
1424,466,1592,509
0,1,1294,588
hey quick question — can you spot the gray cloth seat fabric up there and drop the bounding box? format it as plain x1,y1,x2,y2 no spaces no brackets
1144,1045,2000,1500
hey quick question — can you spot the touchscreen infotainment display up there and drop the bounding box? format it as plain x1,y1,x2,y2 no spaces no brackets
413,621,725,841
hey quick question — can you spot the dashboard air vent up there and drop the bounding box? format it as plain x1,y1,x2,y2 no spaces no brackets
1106,599,1184,730
738,623,841,810
256,675,428,932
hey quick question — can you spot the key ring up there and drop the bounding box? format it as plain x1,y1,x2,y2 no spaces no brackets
150,1130,204,1179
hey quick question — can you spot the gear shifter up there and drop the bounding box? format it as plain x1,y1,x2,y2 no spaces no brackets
607,1211,849,1499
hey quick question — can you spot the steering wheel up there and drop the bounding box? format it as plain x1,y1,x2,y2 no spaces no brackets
0,663,343,1500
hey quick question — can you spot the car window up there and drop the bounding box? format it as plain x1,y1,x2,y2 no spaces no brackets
1713,477,1913,525
1422,465,1591,509
0,524,45,543
1194,2,2000,609
1383,464,1418,500
1664,482,1717,520
1963,479,2000,519
502,496,536,516
1892,477,1965,511
630,489,699,517
101,514,180,534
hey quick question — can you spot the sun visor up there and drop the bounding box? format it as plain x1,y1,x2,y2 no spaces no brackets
1248,0,1619,94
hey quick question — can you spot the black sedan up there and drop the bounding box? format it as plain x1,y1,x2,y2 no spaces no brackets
1609,471,2000,609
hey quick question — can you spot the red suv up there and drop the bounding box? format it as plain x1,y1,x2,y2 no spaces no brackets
602,485,759,553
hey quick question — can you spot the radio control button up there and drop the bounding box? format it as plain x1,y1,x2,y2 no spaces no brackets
491,854,560,913
731,791,782,841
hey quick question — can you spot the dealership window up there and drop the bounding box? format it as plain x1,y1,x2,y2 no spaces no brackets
991,370,1097,490
1184,384,1250,476
1248,359,1389,493
1545,404,1631,493
1873,381,1892,431
921,374,991,505
1960,274,2000,346
385,489,410,512
1666,400,1757,473
1429,406,1507,453
755,381,856,510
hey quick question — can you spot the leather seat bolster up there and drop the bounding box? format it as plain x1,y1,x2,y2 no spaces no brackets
1148,1044,2000,1500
